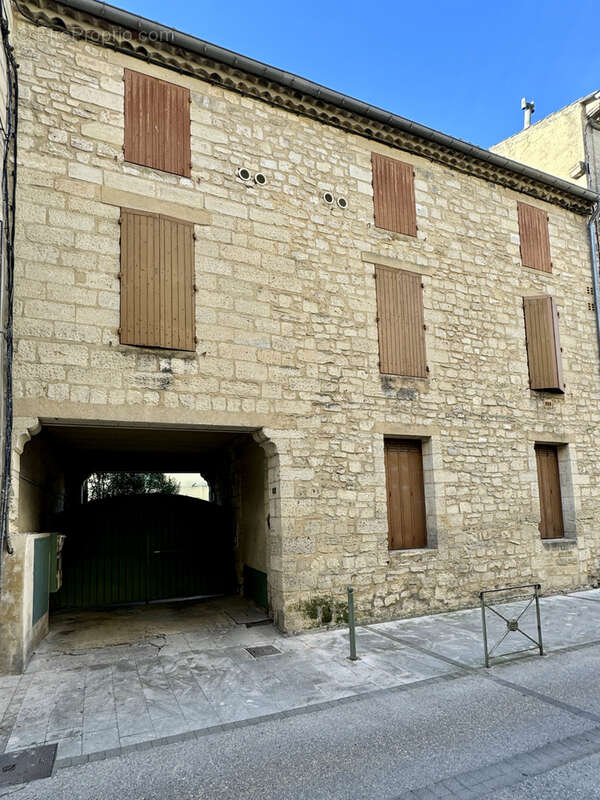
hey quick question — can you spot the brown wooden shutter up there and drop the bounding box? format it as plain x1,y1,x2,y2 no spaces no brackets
384,439,427,550
124,69,191,177
535,444,564,539
120,209,195,351
375,266,427,377
517,202,552,272
523,295,564,392
371,153,417,236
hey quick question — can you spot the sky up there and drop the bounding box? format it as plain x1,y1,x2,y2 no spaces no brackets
118,0,599,149
166,473,209,500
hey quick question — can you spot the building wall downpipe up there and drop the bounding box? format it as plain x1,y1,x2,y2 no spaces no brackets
582,117,600,370
588,206,600,367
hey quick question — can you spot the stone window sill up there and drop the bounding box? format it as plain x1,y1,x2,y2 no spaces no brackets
388,547,438,556
541,537,577,549
115,343,197,359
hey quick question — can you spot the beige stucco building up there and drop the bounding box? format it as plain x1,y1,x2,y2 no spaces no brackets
0,0,599,674
491,92,600,192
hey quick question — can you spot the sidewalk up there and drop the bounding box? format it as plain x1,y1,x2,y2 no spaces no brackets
1,589,599,768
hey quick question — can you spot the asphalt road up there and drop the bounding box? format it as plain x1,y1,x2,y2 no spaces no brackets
4,642,600,800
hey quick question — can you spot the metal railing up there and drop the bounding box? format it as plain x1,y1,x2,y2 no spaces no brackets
480,583,544,668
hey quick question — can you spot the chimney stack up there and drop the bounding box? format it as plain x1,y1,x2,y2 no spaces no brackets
521,98,535,129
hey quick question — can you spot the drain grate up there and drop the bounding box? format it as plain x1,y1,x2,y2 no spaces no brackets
0,744,57,788
245,645,282,658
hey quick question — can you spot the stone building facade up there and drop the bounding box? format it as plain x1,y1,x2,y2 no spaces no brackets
1,0,599,672
492,92,600,396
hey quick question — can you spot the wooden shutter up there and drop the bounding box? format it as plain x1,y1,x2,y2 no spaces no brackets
385,439,427,550
120,209,195,351
375,266,427,377
518,202,552,272
371,153,417,236
523,295,564,392
535,444,564,539
124,69,191,177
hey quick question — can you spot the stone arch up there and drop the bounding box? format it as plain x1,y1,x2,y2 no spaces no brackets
9,417,43,529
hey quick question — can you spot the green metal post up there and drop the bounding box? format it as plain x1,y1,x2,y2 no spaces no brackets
534,584,544,656
480,592,490,668
347,586,357,661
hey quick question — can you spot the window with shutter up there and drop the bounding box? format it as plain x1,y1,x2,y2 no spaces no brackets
384,439,427,550
518,202,552,272
124,69,191,177
120,208,195,351
535,444,564,540
371,153,417,236
375,266,427,377
523,295,564,392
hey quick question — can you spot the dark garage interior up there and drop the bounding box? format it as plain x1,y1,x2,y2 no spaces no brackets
17,421,272,645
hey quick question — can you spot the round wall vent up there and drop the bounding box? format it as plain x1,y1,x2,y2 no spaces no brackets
254,172,267,185
323,191,334,205
337,197,348,209
236,167,252,181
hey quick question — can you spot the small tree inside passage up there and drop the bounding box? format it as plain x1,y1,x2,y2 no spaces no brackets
87,472,180,502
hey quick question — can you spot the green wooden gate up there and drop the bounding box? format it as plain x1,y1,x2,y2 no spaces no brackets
51,494,235,610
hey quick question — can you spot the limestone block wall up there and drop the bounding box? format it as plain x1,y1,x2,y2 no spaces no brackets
8,17,600,633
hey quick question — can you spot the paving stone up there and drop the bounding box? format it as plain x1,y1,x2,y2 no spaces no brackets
82,728,120,754
4,591,600,766
54,734,83,759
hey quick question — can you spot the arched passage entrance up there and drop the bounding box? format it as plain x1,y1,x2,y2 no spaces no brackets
1,419,281,671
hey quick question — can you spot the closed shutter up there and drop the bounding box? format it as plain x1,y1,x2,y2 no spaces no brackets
375,266,427,377
384,439,427,550
120,209,195,351
124,69,191,177
518,202,552,272
523,295,564,392
535,444,564,539
371,153,417,236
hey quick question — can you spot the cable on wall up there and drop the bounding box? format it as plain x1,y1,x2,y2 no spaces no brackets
0,0,19,589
